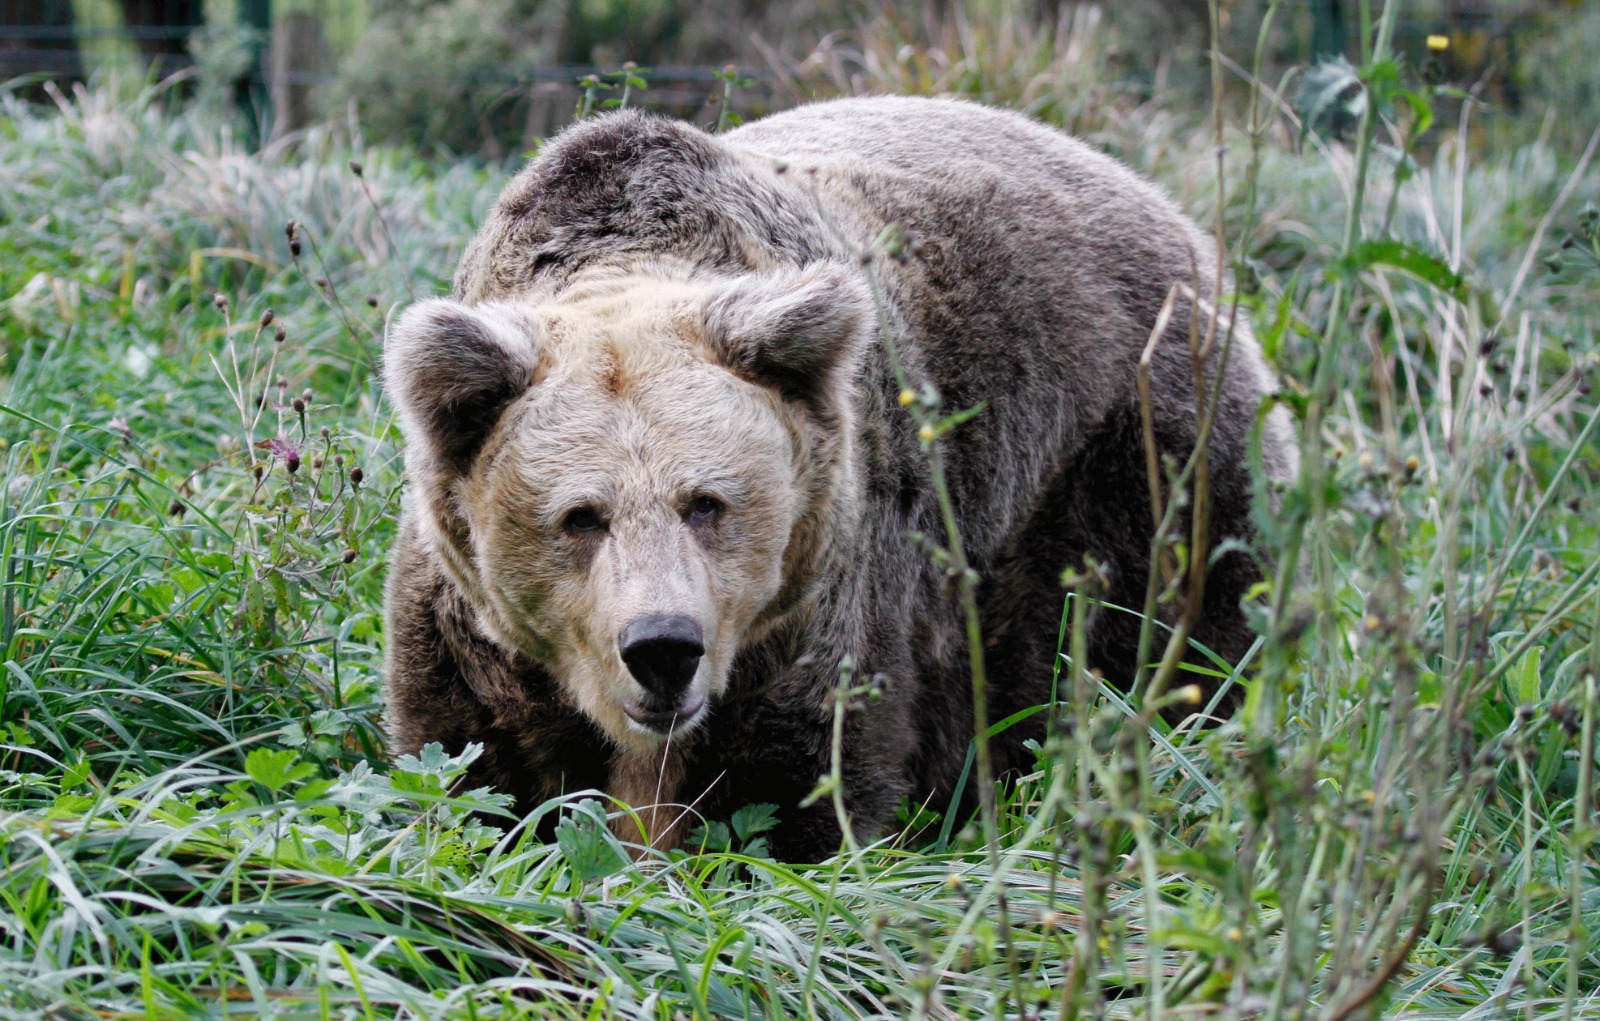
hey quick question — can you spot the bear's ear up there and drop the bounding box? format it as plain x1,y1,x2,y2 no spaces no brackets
700,264,873,415
384,298,541,471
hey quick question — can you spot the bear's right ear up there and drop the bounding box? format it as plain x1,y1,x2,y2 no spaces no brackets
383,298,541,471
700,263,873,418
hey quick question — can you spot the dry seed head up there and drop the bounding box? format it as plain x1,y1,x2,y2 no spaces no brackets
1552,701,1582,735
365,295,379,308
259,309,274,327
349,466,364,486
342,548,358,564
289,240,302,258
348,159,364,176
292,397,306,414
286,453,300,474
213,292,227,310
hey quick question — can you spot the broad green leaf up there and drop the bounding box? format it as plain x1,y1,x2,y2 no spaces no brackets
1340,240,1465,301
1514,645,1545,706
555,800,629,884
731,803,780,842
244,747,317,794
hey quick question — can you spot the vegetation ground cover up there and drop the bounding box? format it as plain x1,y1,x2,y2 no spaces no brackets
1,8,1598,1018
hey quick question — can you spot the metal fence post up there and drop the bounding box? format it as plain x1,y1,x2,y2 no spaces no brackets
1312,0,1347,59
238,0,271,145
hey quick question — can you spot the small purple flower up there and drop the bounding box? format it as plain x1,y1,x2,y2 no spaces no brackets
267,436,301,461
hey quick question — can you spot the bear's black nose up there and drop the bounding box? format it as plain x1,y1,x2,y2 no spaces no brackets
619,615,704,701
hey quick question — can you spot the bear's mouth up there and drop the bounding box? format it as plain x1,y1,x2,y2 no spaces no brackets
623,691,708,734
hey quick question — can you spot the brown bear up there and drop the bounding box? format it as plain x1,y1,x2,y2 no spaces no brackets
381,96,1295,860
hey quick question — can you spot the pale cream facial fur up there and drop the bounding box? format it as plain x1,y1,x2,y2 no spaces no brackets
435,280,809,752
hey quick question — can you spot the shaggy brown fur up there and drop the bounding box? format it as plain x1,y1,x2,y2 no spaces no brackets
382,97,1295,860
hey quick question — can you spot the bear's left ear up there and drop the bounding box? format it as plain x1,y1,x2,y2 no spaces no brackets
700,264,873,415
383,298,541,472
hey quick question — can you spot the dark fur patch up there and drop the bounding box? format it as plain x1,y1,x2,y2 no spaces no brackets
598,342,622,396
453,111,846,302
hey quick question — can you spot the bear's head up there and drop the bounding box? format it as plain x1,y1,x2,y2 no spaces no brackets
384,264,872,750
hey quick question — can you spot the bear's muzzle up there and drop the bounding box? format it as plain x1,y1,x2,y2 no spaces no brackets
619,614,706,731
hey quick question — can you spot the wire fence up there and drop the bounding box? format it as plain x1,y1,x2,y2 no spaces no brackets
0,1,1575,144
1,1,784,139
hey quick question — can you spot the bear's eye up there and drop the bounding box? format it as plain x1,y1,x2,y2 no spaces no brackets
562,506,608,535
685,495,724,526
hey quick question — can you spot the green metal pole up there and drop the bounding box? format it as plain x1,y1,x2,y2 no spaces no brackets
238,0,272,146
1311,0,1346,59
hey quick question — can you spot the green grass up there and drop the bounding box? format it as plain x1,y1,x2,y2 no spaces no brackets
2,17,1599,1019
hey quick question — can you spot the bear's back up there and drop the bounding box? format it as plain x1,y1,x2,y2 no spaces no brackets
726,97,1146,198
724,98,1229,556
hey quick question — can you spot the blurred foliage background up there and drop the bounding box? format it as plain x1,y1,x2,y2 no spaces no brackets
1,0,1596,154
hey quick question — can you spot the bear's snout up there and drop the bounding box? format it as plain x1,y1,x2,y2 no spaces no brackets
618,615,706,728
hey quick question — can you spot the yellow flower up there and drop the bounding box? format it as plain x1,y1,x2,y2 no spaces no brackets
898,388,915,407
918,423,937,443
1427,34,1449,51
